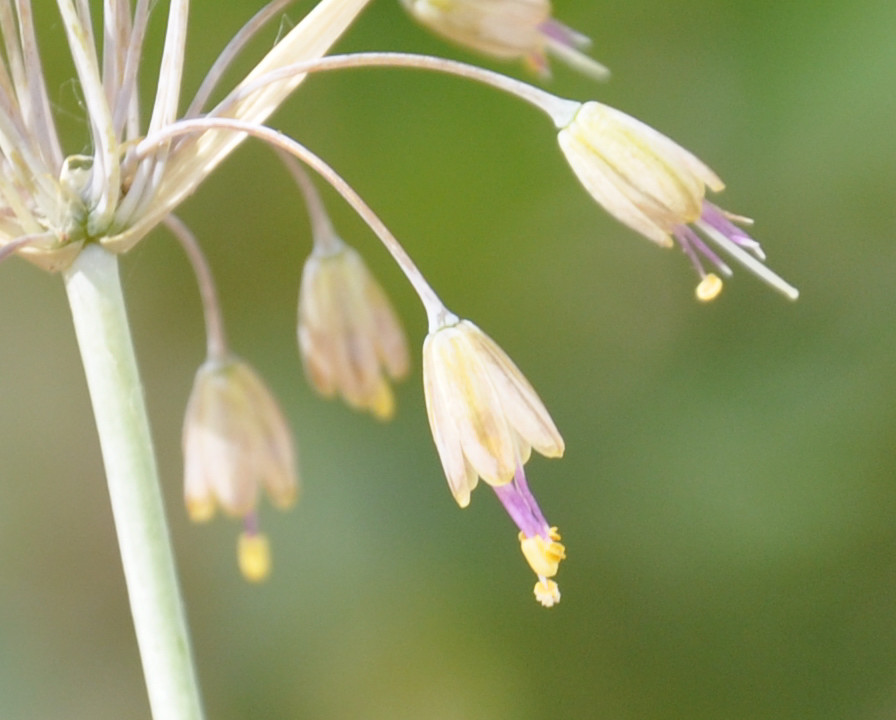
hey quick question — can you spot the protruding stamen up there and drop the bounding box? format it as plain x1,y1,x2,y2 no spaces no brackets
519,528,566,578
238,531,271,583
534,578,561,608
698,219,799,300
696,273,723,302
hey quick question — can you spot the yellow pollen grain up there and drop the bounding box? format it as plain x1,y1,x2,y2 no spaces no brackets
368,381,396,421
534,579,561,607
696,273,723,302
519,532,565,578
186,497,216,523
238,532,271,583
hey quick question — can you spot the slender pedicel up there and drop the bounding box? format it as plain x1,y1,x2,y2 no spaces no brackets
0,233,54,263
136,118,455,330
186,0,299,118
213,52,582,128
111,0,152,139
277,151,342,254
163,215,229,360
56,0,120,233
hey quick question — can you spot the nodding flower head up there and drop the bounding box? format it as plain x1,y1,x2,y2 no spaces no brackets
422,318,566,605
559,101,798,300
298,241,410,420
1,0,796,606
401,0,609,80
182,356,298,523
422,319,563,506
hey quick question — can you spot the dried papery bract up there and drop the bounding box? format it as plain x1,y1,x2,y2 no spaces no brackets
423,318,566,604
558,101,799,300
299,242,410,420
401,0,609,79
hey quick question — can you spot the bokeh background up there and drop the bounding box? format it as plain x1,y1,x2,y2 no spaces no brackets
1,1,895,718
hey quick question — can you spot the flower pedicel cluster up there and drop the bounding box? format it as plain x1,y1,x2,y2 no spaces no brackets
0,0,797,609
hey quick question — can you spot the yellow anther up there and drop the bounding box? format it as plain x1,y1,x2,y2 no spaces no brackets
534,579,561,608
519,531,566,578
368,380,396,421
696,273,723,302
186,497,216,523
238,532,271,583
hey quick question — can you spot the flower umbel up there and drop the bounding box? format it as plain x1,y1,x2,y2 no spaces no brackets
558,101,799,300
0,2,801,690
423,318,565,604
401,0,609,80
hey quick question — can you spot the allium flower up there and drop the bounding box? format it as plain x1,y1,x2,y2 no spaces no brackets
558,101,799,300
238,530,273,584
183,356,298,524
299,242,410,420
0,6,799,695
422,318,566,605
401,0,609,80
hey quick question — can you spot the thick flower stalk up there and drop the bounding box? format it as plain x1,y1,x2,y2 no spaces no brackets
0,0,373,716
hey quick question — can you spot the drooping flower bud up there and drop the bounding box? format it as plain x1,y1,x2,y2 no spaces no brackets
182,356,298,522
298,242,410,420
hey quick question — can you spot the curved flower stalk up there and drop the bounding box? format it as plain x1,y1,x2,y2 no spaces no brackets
210,50,797,299
401,0,609,80
167,216,298,583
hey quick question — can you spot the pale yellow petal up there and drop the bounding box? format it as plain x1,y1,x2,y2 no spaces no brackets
470,323,565,459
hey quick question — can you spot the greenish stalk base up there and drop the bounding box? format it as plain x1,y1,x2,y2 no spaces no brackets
63,244,204,720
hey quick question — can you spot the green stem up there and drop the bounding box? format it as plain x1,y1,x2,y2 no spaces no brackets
63,244,204,720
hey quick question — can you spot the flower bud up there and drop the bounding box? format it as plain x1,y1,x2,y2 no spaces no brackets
182,356,298,521
298,243,409,420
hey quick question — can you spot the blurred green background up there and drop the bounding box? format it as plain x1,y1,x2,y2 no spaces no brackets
1,1,895,718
